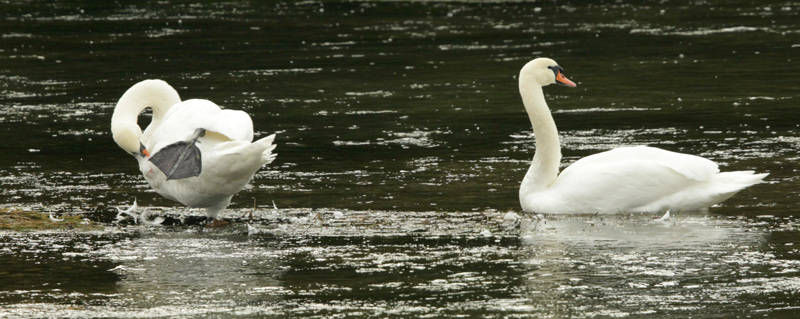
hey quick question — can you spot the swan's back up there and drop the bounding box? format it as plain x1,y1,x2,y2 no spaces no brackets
559,146,718,182
144,99,254,154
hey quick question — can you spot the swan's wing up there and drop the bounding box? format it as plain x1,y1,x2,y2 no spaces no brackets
142,99,260,181
549,146,721,213
146,99,255,153
199,134,277,189
207,109,254,142
211,134,276,161
169,99,254,142
559,146,719,182
550,158,708,213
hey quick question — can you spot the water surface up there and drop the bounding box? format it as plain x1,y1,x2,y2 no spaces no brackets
1,0,799,317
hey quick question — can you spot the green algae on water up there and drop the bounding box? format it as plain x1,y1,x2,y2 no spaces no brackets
0,208,100,231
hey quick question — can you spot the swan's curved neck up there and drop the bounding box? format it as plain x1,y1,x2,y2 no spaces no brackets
111,80,181,154
112,80,180,128
520,82,561,192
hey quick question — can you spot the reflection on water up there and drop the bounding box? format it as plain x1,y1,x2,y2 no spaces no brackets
520,215,778,317
2,213,800,318
102,234,286,315
2,0,799,318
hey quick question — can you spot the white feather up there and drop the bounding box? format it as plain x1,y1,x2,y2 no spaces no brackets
48,212,64,222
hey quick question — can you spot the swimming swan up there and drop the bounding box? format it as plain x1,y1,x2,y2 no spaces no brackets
111,80,277,221
517,58,767,214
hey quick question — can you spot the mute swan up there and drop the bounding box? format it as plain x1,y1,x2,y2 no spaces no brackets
111,80,277,221
518,58,767,214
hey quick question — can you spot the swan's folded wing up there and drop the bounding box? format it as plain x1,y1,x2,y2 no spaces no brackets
202,135,277,181
208,134,274,155
147,99,218,151
173,102,254,142
551,159,709,213
559,146,719,183
149,100,255,152
206,109,254,142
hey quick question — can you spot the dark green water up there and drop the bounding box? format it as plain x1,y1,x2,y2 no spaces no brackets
1,0,799,318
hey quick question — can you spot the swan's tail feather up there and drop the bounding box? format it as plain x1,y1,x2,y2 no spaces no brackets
709,171,768,204
717,171,768,188
263,148,277,165
214,133,276,167
254,134,277,165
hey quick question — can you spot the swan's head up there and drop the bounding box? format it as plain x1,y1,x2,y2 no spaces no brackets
111,121,149,158
520,57,577,88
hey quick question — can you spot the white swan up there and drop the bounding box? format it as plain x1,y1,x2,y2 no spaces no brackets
517,58,767,214
111,79,277,221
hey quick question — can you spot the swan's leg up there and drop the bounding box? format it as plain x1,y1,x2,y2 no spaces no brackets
149,128,205,180
205,197,232,227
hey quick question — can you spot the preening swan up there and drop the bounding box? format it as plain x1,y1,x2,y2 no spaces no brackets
111,80,277,221
518,58,767,214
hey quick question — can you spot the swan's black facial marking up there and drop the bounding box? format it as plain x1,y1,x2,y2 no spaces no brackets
547,65,575,87
548,65,564,78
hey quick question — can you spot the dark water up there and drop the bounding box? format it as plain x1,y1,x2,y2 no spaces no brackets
2,0,799,318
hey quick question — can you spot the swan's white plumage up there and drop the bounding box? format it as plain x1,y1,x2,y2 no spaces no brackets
517,58,767,214
112,79,276,219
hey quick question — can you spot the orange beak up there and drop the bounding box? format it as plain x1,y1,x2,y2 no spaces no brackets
142,149,151,157
556,72,577,87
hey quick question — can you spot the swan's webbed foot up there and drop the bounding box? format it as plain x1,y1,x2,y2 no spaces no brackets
149,128,205,180
205,216,228,228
